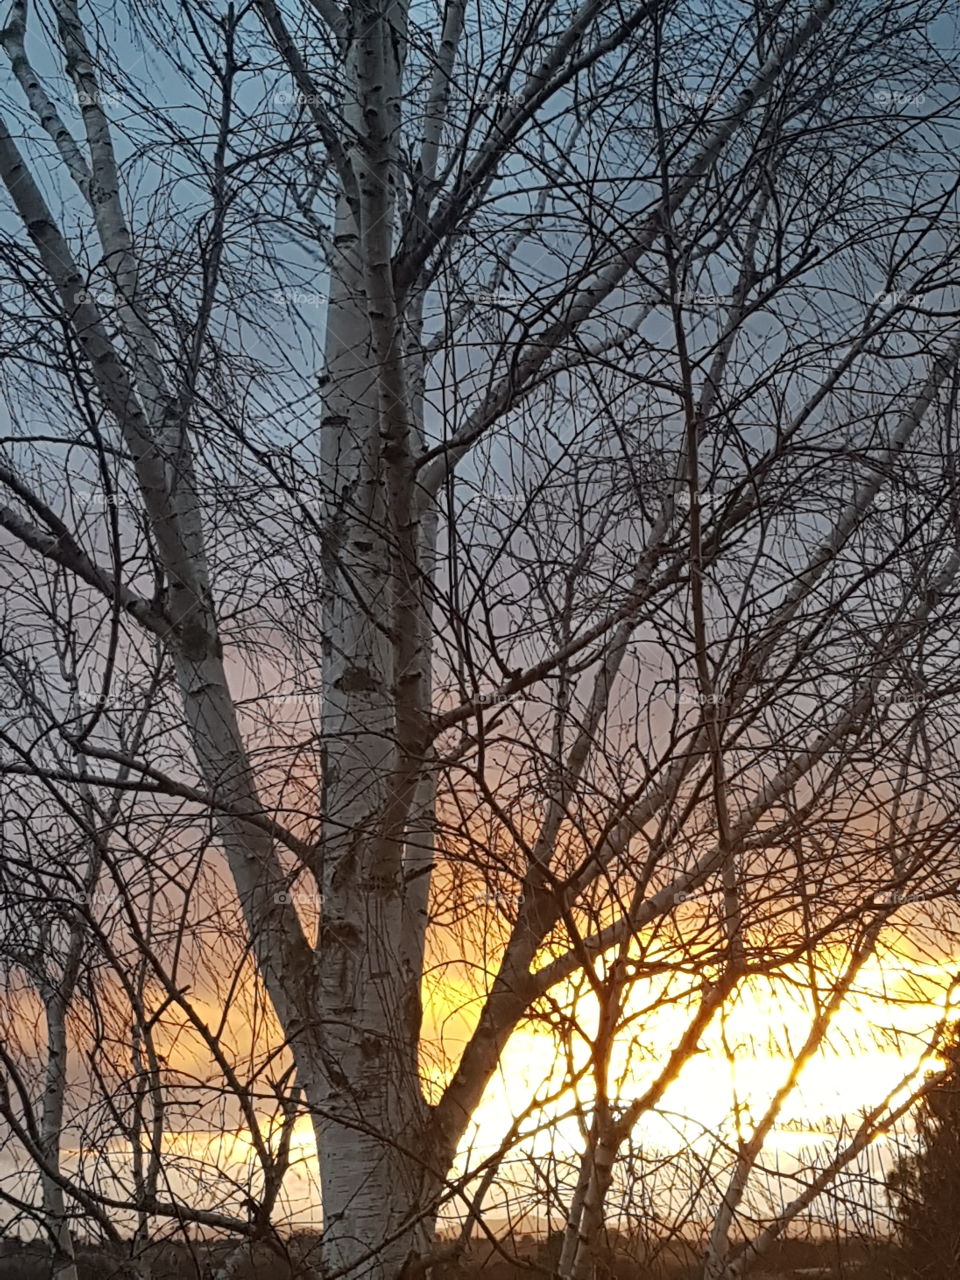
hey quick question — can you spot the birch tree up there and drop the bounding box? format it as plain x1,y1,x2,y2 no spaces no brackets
1,0,960,1276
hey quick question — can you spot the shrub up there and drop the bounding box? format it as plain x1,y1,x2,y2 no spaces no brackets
888,1023,960,1279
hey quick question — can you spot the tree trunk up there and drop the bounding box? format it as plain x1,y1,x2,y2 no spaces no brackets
315,100,439,1262
40,992,79,1280
317,1128,441,1278
558,1120,617,1280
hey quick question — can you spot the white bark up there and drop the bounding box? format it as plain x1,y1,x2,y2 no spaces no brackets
310,0,441,1270
38,990,79,1280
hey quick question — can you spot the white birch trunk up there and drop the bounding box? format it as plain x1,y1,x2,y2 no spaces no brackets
567,1135,617,1280
39,991,80,1280
309,0,446,1268
315,189,437,1278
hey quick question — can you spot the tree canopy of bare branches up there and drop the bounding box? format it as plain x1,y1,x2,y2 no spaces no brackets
1,0,960,1277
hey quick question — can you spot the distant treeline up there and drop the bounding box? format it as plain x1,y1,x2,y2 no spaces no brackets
0,1231,897,1279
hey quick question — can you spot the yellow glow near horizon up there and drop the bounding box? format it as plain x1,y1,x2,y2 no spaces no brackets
139,958,949,1227
57,942,954,1234
438,946,959,1167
